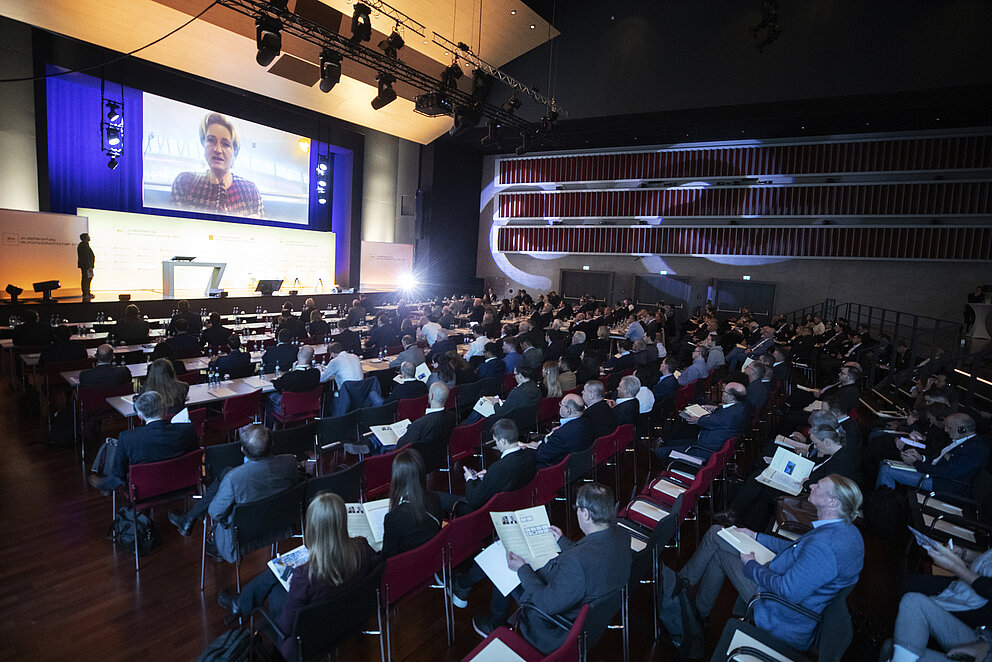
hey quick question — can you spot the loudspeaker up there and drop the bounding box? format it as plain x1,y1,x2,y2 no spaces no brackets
118,294,131,301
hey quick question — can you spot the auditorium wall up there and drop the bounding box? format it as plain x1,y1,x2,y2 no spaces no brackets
361,130,417,246
0,18,39,212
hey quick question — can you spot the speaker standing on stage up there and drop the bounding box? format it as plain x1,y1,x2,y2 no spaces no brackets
77,233,94,300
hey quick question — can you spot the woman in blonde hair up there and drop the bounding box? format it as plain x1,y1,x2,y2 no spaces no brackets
541,360,563,398
141,358,189,418
218,492,376,657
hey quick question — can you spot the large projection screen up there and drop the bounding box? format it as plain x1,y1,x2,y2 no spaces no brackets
82,209,335,298
0,209,88,298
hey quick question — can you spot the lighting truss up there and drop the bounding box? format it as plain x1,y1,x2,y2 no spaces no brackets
216,0,561,142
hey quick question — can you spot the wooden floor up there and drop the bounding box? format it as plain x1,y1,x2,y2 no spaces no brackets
0,384,904,662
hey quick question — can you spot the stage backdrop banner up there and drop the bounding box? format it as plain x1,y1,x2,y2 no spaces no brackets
360,241,414,291
81,208,334,297
0,209,88,298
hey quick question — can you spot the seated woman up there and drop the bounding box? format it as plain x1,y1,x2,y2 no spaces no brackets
307,310,331,340
381,449,444,558
883,542,992,662
141,358,190,419
541,360,563,398
450,353,478,385
149,341,188,375
218,492,376,660
426,353,457,389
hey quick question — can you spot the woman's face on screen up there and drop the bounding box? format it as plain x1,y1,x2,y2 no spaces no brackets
203,123,235,176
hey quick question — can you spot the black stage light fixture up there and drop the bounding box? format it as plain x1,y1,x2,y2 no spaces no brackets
350,3,372,43
371,72,397,110
107,154,120,170
413,91,453,117
440,62,464,88
449,103,482,137
480,120,499,147
378,30,404,59
106,102,121,123
502,95,521,114
105,124,122,147
255,15,282,67
33,279,61,303
318,49,342,93
5,284,23,303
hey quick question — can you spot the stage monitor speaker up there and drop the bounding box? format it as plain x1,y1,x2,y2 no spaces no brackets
33,279,61,302
119,294,131,301
5,284,23,303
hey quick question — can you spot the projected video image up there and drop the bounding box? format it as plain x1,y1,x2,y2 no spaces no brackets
142,93,311,224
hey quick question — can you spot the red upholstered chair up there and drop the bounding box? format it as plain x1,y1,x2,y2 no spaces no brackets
116,448,204,570
188,407,207,443
674,383,695,411
78,382,134,453
447,418,485,482
395,394,428,422
536,396,561,432
445,493,499,571
502,373,517,396
531,456,569,508
204,388,262,441
463,604,588,662
175,371,202,386
270,386,322,429
363,447,400,500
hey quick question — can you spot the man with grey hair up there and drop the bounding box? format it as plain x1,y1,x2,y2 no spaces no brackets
394,382,456,472
88,391,198,493
582,379,617,440
389,334,426,368
612,375,641,426
656,381,750,460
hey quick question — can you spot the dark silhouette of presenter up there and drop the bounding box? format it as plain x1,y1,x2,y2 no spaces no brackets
78,233,95,300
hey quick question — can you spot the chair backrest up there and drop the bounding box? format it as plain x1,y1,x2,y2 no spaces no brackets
582,588,623,651
204,441,245,484
629,494,684,582
381,525,449,605
543,604,589,662
501,373,517,396
279,387,323,420
357,402,398,435
567,444,596,484
80,382,134,418
317,411,358,444
591,429,618,466
612,424,634,453
363,448,400,499
479,375,503,397
491,476,538,511
446,493,499,568
272,420,318,460
816,584,856,662
710,618,810,662
449,419,484,461
674,383,695,411
537,396,561,429
292,561,387,662
456,380,485,409
304,462,363,504
127,448,204,505
175,371,202,386
220,388,263,428
444,385,459,410
395,394,429,422
44,357,93,383
532,456,570,506
231,482,306,561
188,407,207,441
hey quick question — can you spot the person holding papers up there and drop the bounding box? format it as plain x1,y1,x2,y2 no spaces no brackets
461,483,631,655
680,475,865,651
381,449,444,557
394,382,455,472
875,413,988,495
655,382,750,460
526,394,595,468
385,361,428,404
217,492,376,660
464,364,541,427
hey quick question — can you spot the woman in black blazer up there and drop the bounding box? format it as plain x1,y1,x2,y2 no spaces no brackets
381,449,445,557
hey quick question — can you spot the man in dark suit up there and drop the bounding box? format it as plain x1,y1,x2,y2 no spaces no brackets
386,361,429,403
108,304,150,345
389,334,427,368
779,364,861,434
466,364,542,431
261,329,299,374
582,380,618,440
78,344,131,387
335,319,363,356
78,232,95,299
425,328,457,363
87,391,198,492
267,345,320,418
611,375,641,427
167,299,202,337
743,361,773,414
442,418,538,519
200,312,232,349
531,394,595,467
655,382,750,459
367,315,399,355
606,339,640,372
345,299,366,328
208,334,253,378
276,304,307,340
396,382,456,472
770,346,791,386
38,326,87,365
166,317,201,358
11,309,54,347
467,483,631,653
475,342,507,381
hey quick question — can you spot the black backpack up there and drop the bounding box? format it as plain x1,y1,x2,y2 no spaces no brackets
196,629,252,662
109,507,161,555
657,564,704,661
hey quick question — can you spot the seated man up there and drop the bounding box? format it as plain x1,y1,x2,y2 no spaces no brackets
528,393,594,467
345,298,366,328
318,341,364,388
466,364,541,429
261,329,299,374
386,361,429,404
652,357,679,404
389,334,426,368
335,319,363,356
208,334,253,378
394,382,456,472
199,312,232,349
79,344,131,387
655,382,749,459
678,344,710,386
606,339,638,372
168,424,303,560
88,391,198,492
267,345,320,418
464,326,490,362
582,380,618,440
875,413,988,495
475,342,507,381
440,418,537,516
520,335,545,370
166,317,201,358
12,309,54,347
462,483,631,654
38,325,87,365
366,314,398,354
743,361,773,413
426,328,457,364
680,475,865,652
611,375,641,426
502,336,523,375
778,364,861,434
167,299,202,337
726,324,775,372
108,304,150,345
276,304,307,340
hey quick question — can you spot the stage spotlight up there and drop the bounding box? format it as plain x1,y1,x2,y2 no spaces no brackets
371,72,397,110
398,273,419,290
449,104,482,138
105,125,122,147
480,120,499,147
440,62,463,88
5,284,22,303
378,30,404,59
350,3,372,43
255,16,282,67
106,102,121,123
318,49,342,93
107,154,120,170
502,95,521,114
33,279,61,303
516,131,532,156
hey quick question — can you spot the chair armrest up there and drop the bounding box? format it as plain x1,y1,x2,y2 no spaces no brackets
745,592,822,625
514,602,574,633
665,458,703,477
918,490,980,516
251,606,288,643
683,445,716,460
